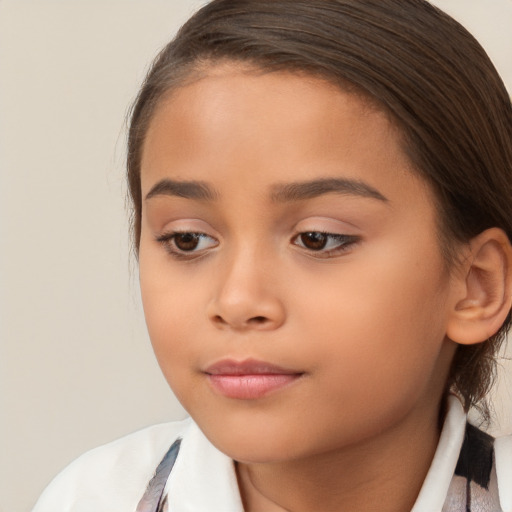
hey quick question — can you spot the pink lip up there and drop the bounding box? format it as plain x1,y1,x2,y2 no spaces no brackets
204,359,303,400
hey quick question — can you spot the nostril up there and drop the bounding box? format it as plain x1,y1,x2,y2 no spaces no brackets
212,315,227,325
249,316,268,324
211,314,267,328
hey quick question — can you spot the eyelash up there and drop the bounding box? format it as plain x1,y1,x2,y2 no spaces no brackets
156,231,219,260
155,230,359,260
291,232,359,258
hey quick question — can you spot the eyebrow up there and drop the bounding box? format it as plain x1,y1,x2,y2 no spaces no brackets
270,178,388,203
145,179,218,201
144,177,388,204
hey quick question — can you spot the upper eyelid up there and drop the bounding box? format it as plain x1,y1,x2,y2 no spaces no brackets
291,228,359,240
292,216,361,232
156,225,217,239
156,228,355,241
155,228,359,246
292,232,359,242
156,230,217,242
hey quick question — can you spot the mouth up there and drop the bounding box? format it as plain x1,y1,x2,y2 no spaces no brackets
204,358,304,400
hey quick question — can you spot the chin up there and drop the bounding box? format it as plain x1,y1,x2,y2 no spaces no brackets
195,412,310,464
213,435,302,465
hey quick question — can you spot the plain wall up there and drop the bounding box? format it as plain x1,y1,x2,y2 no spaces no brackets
0,1,511,511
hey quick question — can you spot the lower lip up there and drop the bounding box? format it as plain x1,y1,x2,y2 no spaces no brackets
207,374,302,399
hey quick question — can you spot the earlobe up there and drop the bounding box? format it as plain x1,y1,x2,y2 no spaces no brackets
446,228,512,345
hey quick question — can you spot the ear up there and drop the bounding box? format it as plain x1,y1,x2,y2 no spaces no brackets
446,228,512,345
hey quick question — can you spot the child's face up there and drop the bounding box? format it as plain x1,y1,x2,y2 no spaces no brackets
139,64,458,463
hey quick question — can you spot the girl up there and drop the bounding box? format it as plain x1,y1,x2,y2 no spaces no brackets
33,0,512,511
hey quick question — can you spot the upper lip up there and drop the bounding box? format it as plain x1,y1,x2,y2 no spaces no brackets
204,358,302,375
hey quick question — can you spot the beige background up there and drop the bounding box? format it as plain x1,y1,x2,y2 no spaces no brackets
0,1,511,511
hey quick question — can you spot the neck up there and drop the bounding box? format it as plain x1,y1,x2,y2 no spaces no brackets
236,398,443,512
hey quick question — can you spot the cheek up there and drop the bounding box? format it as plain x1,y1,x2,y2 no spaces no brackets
141,296,203,363
138,246,201,359
293,241,450,396
139,272,206,410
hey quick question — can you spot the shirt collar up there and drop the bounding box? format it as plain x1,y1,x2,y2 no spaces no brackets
166,395,467,512
166,420,244,512
411,395,467,512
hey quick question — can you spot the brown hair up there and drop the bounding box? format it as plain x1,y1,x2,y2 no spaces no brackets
127,0,512,417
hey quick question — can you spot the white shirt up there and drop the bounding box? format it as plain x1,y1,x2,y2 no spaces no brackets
32,396,512,512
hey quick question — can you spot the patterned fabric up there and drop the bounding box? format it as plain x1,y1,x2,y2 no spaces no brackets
443,424,502,512
137,423,502,512
136,439,182,512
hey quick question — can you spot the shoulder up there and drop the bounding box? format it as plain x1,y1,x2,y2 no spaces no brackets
32,418,191,512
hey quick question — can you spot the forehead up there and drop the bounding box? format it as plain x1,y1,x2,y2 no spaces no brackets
141,63,425,204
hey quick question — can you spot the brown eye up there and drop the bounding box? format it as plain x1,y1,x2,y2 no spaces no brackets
293,231,359,256
300,232,328,250
156,231,219,258
174,233,201,251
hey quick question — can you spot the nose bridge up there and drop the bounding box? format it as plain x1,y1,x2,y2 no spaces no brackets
208,239,285,330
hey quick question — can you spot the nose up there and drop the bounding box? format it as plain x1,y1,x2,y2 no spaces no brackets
207,250,286,332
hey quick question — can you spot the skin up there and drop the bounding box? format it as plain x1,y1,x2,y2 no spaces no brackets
138,63,463,512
